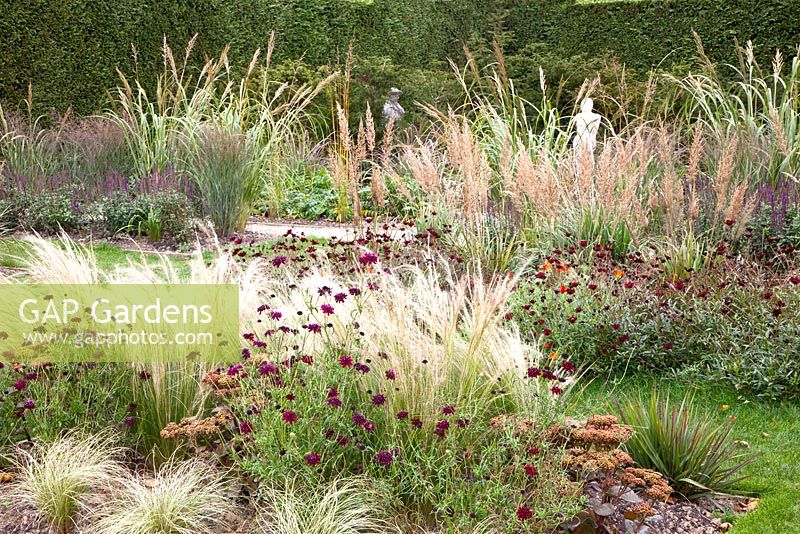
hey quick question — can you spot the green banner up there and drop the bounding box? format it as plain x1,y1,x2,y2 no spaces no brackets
0,284,240,363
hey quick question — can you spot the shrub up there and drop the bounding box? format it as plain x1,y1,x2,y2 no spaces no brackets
614,391,754,498
7,431,125,533
510,236,800,400
90,191,195,243
92,459,238,534
11,189,82,233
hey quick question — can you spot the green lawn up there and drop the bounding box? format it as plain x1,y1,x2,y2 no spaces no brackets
0,238,198,278
570,377,800,533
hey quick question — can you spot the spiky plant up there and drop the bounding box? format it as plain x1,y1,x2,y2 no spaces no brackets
614,390,754,498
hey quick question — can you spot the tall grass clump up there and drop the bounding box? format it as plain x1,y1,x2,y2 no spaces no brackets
6,431,125,533
256,477,395,534
180,125,258,236
108,34,335,235
92,459,238,534
614,390,754,498
672,37,800,189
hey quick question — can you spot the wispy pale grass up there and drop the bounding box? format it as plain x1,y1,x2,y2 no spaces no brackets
6,431,125,534
92,459,238,534
256,476,396,534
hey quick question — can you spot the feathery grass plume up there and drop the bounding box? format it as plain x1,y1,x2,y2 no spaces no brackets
15,233,270,464
7,431,125,534
20,233,101,284
614,390,754,498
671,38,800,188
92,459,238,534
256,477,396,534
359,262,570,428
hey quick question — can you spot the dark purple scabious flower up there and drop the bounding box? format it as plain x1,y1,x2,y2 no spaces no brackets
317,286,332,296
239,421,253,434
227,364,244,376
320,304,335,315
258,362,279,376
124,416,136,426
396,411,409,420
434,420,450,439
348,287,361,296
13,380,27,391
305,451,321,466
339,355,353,367
441,405,455,416
271,255,288,267
282,410,298,424
334,292,348,303
374,450,394,467
371,394,386,406
139,371,151,380
269,310,283,320
411,418,423,428
385,369,396,380
363,420,377,433
367,282,380,291
257,304,269,313
354,363,370,374
359,252,378,265
22,399,35,410
352,412,367,426
305,323,322,333
327,396,343,408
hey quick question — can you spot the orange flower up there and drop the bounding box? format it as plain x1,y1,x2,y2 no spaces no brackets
541,261,552,272
613,268,625,279
549,351,559,360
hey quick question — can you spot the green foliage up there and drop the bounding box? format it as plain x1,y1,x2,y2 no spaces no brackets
0,364,134,450
131,363,211,468
4,1,799,117
8,189,83,233
510,245,800,400
89,191,195,243
614,390,754,498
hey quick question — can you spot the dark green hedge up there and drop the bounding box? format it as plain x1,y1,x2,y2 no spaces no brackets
1,0,798,115
507,0,800,74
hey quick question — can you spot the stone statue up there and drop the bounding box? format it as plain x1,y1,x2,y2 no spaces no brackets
572,97,602,158
382,87,405,122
